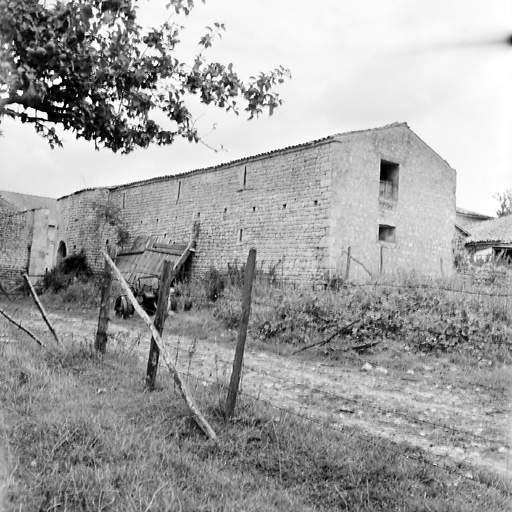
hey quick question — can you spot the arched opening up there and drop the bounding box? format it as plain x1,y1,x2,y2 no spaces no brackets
56,241,67,265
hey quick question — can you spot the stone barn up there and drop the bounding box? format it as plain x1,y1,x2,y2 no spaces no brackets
54,122,456,283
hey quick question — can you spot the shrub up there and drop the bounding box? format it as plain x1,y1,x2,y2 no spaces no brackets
41,251,94,293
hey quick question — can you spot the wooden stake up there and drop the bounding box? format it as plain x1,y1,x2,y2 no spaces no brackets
0,307,46,347
225,248,257,419
102,251,217,441
146,260,173,390
23,274,61,345
95,246,115,352
345,246,351,281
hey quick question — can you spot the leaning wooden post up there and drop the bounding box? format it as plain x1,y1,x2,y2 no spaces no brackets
345,246,351,281
95,245,116,352
225,248,257,419
23,274,61,345
0,307,46,348
102,251,217,441
146,260,173,390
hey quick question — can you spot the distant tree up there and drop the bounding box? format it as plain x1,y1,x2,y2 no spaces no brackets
0,0,290,153
494,189,512,217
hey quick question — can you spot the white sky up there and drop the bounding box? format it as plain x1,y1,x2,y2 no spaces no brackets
1,0,511,215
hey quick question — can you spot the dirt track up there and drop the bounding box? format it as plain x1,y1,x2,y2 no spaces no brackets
2,303,511,480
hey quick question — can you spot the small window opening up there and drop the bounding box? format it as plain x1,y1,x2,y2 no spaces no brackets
238,229,243,242
379,224,396,243
282,204,287,210
122,193,126,209
252,206,256,212
197,212,200,218
379,160,399,201
243,167,247,189
176,181,181,202
314,200,318,206
224,207,228,214
156,219,159,223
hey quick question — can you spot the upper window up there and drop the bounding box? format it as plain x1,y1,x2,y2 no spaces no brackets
379,160,399,202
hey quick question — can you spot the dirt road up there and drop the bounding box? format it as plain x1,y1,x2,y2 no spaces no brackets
3,303,511,479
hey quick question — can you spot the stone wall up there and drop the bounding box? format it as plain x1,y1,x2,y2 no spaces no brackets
56,188,110,271
56,124,456,282
0,210,31,288
329,125,456,280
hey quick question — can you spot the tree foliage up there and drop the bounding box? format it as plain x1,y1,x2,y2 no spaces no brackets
493,189,512,217
0,0,290,153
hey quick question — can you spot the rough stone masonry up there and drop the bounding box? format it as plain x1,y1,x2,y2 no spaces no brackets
11,123,458,285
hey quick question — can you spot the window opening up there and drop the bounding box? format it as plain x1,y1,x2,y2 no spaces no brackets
176,181,181,203
122,193,126,209
378,224,396,243
238,229,243,242
243,167,247,189
379,160,399,201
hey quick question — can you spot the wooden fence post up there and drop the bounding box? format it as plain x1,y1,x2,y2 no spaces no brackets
146,260,173,390
23,274,61,345
102,251,217,441
225,248,257,419
345,246,351,281
95,245,116,352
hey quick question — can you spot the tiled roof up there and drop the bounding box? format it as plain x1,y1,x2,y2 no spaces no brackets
456,207,493,219
0,190,57,224
60,122,414,199
466,215,512,244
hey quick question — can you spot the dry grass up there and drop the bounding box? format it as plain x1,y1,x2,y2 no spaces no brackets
0,336,511,511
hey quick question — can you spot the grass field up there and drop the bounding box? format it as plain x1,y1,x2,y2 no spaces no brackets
1,267,511,511
1,333,511,511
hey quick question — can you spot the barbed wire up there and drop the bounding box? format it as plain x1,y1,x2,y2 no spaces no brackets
179,370,511,496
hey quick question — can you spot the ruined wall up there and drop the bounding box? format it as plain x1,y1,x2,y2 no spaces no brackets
329,125,456,279
0,210,31,288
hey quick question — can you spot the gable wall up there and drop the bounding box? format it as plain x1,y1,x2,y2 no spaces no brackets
329,126,456,279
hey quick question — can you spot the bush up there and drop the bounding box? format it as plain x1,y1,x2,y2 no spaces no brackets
41,251,94,293
204,267,226,302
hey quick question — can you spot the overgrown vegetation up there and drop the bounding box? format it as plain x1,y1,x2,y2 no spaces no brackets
40,251,99,307
174,263,512,362
1,340,509,511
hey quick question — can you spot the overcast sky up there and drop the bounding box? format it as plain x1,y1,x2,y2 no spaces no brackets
1,0,511,215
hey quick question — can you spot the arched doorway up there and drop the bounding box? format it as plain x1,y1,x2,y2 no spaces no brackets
56,241,67,265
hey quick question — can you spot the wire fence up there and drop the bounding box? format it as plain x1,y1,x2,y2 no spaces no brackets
1,264,511,499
